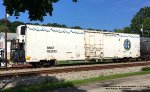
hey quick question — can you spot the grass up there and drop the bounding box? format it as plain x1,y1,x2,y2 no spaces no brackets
56,60,85,65
1,70,150,92
141,66,150,71
56,60,113,65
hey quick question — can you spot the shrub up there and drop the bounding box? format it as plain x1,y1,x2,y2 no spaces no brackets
141,67,150,71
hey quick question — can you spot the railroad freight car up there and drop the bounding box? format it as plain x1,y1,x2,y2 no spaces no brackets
11,25,85,65
85,31,140,62
10,25,140,66
140,37,150,60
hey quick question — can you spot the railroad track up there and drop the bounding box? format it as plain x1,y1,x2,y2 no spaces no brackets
0,60,148,71
0,61,150,78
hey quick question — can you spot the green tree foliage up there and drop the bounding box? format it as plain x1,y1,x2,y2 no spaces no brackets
0,18,11,32
0,18,11,27
3,0,77,21
114,6,150,35
143,18,150,31
71,26,82,29
0,19,24,32
9,21,24,32
114,28,124,33
87,28,94,30
0,18,85,33
123,26,132,33
46,23,67,28
130,6,150,34
114,27,132,33
87,28,102,31
0,24,5,32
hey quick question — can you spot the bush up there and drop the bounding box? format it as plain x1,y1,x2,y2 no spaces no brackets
141,67,150,71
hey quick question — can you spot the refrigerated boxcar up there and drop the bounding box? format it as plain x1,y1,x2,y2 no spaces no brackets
12,25,85,65
85,31,140,61
10,25,140,65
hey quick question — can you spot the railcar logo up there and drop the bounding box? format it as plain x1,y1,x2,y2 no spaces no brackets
124,39,131,51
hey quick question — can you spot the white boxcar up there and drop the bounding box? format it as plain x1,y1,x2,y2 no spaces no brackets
24,25,85,62
85,31,140,60
15,25,140,64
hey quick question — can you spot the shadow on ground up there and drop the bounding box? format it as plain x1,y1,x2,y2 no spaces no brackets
0,75,86,92
122,89,150,92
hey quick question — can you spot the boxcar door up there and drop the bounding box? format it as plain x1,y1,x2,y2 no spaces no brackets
85,32,103,60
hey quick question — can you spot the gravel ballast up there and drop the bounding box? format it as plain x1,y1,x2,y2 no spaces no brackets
0,65,150,89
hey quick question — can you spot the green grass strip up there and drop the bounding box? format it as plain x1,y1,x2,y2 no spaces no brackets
1,71,150,92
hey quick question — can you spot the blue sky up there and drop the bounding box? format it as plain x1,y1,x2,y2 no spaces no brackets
0,0,150,30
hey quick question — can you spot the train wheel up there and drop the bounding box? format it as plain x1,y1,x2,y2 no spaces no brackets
113,59,117,63
30,62,38,67
50,60,56,66
123,58,129,62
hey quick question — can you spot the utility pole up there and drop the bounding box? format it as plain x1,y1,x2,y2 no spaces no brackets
141,24,144,37
5,10,7,68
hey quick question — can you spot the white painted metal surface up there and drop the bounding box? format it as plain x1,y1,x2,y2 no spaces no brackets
16,25,25,43
85,31,104,59
25,25,85,62
17,25,140,62
85,31,140,60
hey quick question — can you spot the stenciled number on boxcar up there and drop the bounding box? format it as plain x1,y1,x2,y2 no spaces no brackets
47,46,57,53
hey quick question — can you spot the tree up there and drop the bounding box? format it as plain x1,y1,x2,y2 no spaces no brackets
3,0,77,21
46,23,67,28
114,28,124,33
143,18,150,31
9,21,24,33
0,18,11,32
114,27,132,33
0,24,5,32
0,18,11,27
130,6,150,34
123,26,132,33
71,26,82,29
87,28,94,30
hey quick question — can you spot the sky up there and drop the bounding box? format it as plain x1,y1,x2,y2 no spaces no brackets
0,0,150,30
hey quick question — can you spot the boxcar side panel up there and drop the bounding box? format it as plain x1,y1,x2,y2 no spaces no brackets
25,25,85,62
